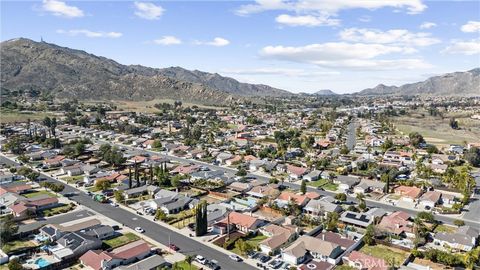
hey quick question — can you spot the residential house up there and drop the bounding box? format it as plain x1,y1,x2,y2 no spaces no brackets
377,211,414,238
419,191,442,209
247,184,280,199
343,251,388,270
334,176,360,192
80,240,151,270
259,224,298,255
282,235,343,265
354,179,385,194
287,164,308,180
340,208,386,228
433,226,479,252
275,191,310,208
304,197,342,219
214,211,263,234
304,170,322,182
394,186,423,202
50,232,102,260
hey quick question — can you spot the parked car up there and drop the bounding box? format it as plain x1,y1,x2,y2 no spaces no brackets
195,255,207,265
135,227,145,233
110,202,118,207
258,255,271,263
269,259,282,269
247,251,258,259
168,244,179,251
229,254,242,262
207,260,220,270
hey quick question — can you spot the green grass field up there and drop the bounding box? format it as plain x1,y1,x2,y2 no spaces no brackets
360,244,409,266
1,239,38,254
23,190,57,198
103,233,140,249
0,109,53,124
172,260,198,270
231,234,268,256
307,179,329,188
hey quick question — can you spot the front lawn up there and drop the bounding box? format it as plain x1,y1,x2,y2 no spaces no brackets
23,190,57,198
172,260,198,270
360,244,409,266
231,234,268,256
434,224,457,234
103,232,140,249
62,175,84,184
41,204,75,217
307,179,329,188
323,183,338,191
1,239,38,254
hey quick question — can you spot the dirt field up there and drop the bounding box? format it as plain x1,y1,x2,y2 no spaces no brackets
393,110,480,146
84,99,226,113
0,110,53,124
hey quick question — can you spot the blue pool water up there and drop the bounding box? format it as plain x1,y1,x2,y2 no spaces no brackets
35,258,50,268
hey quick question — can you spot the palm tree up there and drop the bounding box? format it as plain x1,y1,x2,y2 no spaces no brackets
185,254,194,270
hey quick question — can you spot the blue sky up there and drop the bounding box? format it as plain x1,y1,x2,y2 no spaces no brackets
1,0,479,94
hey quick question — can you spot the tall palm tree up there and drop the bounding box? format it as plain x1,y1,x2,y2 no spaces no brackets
185,254,194,270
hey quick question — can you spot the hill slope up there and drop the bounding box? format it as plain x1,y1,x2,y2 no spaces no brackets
314,89,337,96
357,69,480,96
0,38,290,104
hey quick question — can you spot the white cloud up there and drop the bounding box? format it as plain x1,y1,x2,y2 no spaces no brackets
194,37,230,47
420,22,436,29
260,42,431,70
339,28,440,47
461,21,480,33
358,15,371,22
42,0,84,18
222,68,340,77
56,29,122,38
134,2,164,20
153,36,182,45
236,0,426,16
442,39,480,55
275,14,340,27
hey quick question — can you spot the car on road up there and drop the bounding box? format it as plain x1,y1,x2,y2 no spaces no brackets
134,227,145,233
229,254,242,262
110,202,119,207
168,244,179,251
195,255,207,265
207,260,220,270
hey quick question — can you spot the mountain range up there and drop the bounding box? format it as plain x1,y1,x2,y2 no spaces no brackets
357,68,480,96
0,38,290,105
1,38,478,103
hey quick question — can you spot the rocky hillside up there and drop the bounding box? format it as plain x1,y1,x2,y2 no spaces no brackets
357,68,480,96
314,89,337,96
0,38,289,104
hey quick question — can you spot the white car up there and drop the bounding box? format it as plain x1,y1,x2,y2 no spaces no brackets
134,227,145,233
229,254,242,262
195,255,207,265
110,202,118,207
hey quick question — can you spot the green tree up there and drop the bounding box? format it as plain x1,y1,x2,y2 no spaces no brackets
300,180,307,194
7,258,23,270
465,147,480,167
409,132,425,148
0,215,18,243
236,168,247,177
195,201,208,236
185,255,194,270
325,212,339,231
152,139,162,149
74,142,86,156
364,224,376,246
454,219,465,227
335,193,347,202
155,209,167,221
235,238,253,256
114,190,125,204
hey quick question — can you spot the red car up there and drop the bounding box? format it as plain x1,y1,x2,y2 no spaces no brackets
169,244,179,251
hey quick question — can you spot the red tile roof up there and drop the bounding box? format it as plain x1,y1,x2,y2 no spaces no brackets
112,240,150,259
277,191,309,205
221,212,260,230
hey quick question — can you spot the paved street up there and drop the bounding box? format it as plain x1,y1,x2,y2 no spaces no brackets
18,209,95,234
345,120,357,150
0,155,256,270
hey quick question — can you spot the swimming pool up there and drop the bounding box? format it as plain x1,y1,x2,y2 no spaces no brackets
35,258,50,268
